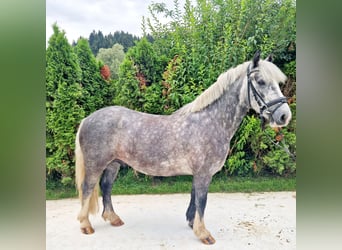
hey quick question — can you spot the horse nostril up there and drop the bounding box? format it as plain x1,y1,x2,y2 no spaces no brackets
279,114,286,124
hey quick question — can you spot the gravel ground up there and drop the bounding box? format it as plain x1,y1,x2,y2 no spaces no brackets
46,192,296,250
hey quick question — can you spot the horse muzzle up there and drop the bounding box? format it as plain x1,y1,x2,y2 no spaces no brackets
267,103,292,128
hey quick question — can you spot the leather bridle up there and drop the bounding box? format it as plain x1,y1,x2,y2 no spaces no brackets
247,64,288,126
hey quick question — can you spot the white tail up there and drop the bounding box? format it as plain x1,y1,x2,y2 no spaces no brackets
75,120,99,214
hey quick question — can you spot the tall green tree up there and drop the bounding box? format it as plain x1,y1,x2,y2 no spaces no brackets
88,30,106,55
74,38,112,114
113,38,168,114
46,24,85,185
113,55,142,110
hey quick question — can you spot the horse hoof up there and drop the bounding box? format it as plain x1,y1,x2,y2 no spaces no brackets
110,218,124,227
81,227,94,234
201,235,216,245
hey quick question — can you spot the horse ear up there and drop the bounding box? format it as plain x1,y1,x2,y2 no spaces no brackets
252,50,261,68
265,54,274,62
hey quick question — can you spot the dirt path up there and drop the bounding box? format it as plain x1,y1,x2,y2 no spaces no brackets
46,192,296,250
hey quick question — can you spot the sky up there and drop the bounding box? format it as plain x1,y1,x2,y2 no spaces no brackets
46,0,182,44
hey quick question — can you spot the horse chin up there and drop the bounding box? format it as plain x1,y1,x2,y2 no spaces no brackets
268,118,288,128
262,115,282,129
269,121,281,128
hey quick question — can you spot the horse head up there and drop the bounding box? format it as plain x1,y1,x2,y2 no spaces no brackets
247,51,292,128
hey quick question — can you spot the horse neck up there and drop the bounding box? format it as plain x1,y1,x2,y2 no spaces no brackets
204,71,249,139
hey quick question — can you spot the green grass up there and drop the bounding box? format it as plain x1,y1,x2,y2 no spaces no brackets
46,169,296,200
46,180,78,199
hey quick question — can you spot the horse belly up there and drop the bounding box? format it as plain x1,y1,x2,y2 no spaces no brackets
124,156,193,177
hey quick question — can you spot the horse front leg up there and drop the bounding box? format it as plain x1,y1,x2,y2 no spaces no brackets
186,187,196,228
191,175,216,244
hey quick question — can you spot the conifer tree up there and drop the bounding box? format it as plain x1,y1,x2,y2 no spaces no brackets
46,24,85,185
74,38,111,115
113,38,167,113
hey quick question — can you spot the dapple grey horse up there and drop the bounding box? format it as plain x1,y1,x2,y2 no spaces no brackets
75,51,292,244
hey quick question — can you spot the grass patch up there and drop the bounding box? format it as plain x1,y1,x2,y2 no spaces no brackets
46,168,296,200
209,175,296,193
46,181,77,200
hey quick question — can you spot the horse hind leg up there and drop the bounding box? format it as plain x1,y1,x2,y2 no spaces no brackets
77,175,100,234
100,161,124,226
75,133,101,234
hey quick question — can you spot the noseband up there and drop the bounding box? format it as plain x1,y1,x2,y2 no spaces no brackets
247,64,287,126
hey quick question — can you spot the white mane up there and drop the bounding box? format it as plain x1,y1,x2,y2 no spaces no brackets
177,61,250,114
176,59,287,115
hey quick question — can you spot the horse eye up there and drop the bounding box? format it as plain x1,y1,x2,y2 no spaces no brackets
257,79,265,85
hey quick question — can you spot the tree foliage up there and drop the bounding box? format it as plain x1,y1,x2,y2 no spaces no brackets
88,30,139,55
74,38,111,114
100,65,111,80
46,24,85,185
96,43,125,79
113,37,168,114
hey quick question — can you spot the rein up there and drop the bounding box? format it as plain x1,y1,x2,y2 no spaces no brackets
247,64,287,128
264,129,296,161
